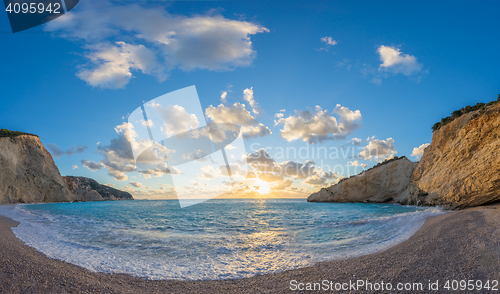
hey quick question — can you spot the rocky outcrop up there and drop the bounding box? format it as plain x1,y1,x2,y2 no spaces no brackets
63,176,133,201
0,131,134,204
308,157,418,204
308,102,500,210
410,102,500,209
0,134,75,203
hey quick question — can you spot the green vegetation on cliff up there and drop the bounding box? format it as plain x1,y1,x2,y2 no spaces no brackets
431,95,500,132
0,129,38,138
336,156,407,185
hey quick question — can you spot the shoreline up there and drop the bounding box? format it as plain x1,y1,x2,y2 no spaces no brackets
1,205,500,293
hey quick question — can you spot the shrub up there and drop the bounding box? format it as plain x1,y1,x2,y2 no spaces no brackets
431,96,499,132
0,129,37,138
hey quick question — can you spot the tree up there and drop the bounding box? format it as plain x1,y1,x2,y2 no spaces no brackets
431,122,441,132
498,94,500,102
451,110,463,118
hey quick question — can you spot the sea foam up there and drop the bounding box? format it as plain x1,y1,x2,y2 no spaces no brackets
0,200,445,280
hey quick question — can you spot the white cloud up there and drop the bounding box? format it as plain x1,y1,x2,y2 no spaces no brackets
359,137,397,161
138,163,182,179
321,36,338,46
350,160,367,168
240,124,272,138
243,87,261,115
411,143,430,159
140,119,154,128
304,170,337,186
199,165,217,180
377,45,423,76
244,149,338,188
150,103,200,137
275,105,362,143
130,181,143,188
220,91,228,103
47,143,88,158
77,42,165,89
72,165,78,169
96,122,169,181
81,159,103,171
350,137,362,145
205,88,271,138
274,160,317,179
246,148,276,171
45,1,269,88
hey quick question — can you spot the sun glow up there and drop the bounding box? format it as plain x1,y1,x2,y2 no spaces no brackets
252,179,271,195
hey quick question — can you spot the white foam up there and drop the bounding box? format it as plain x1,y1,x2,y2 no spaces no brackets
0,203,446,280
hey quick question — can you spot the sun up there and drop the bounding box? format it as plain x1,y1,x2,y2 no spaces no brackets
253,179,270,195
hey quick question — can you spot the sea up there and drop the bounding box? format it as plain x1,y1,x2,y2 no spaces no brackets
0,199,445,280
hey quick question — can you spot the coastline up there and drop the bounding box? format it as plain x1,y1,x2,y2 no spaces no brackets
1,205,500,293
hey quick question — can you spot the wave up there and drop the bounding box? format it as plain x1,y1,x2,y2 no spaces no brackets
0,201,445,280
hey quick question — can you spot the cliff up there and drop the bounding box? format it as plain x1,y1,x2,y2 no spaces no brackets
308,157,418,203
308,101,500,209
64,176,133,201
411,102,500,209
0,130,133,204
0,134,75,203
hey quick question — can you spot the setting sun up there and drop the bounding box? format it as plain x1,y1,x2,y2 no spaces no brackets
252,179,271,195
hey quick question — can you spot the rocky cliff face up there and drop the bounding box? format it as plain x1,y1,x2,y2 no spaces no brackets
63,176,133,201
411,103,500,209
0,135,75,203
0,132,134,204
308,102,500,209
308,157,418,204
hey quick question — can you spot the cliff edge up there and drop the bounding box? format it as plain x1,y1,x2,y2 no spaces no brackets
0,133,75,203
412,102,500,209
308,157,418,204
0,129,134,204
308,101,500,209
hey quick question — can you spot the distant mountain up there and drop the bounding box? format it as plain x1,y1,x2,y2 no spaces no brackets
64,176,133,201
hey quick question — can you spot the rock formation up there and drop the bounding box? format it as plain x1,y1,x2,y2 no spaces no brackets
308,101,500,209
63,176,133,201
0,130,133,204
0,133,75,203
308,157,417,204
410,102,500,209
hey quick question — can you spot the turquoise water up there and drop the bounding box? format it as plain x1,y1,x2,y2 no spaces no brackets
0,199,444,280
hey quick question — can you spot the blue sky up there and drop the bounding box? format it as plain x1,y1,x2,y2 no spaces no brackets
1,0,499,199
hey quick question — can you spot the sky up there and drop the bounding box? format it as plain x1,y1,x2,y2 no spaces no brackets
1,0,499,200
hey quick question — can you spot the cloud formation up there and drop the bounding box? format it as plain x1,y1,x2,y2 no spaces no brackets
275,105,362,143
245,148,338,188
81,159,103,171
205,88,271,138
243,87,261,115
350,160,367,168
321,36,338,46
96,122,169,181
411,143,430,159
130,181,143,188
77,42,166,89
377,45,423,76
47,144,88,158
45,1,269,89
358,137,397,161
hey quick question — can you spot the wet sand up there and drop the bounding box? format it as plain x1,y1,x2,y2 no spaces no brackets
1,204,500,293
